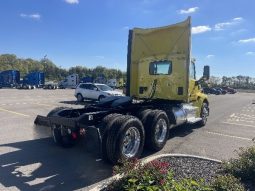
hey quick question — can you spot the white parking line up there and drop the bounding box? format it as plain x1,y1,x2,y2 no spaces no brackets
0,102,58,106
206,131,252,141
230,113,235,117
228,117,254,123
33,103,55,107
222,121,255,128
0,107,30,117
229,114,255,121
239,113,255,119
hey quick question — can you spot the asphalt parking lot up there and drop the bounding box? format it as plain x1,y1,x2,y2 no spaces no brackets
0,89,255,191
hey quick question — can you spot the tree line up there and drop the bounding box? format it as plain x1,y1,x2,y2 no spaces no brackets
206,75,255,90
0,54,126,82
1,54,254,89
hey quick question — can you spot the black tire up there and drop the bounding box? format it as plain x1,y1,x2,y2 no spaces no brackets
98,95,105,102
198,102,209,127
143,110,170,151
106,115,145,164
77,93,84,102
47,107,76,147
51,125,76,147
51,124,63,145
136,108,153,123
101,113,123,161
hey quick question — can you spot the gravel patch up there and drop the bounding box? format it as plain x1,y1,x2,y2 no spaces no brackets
159,156,222,183
96,155,252,191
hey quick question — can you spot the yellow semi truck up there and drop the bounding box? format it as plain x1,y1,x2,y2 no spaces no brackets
35,17,209,164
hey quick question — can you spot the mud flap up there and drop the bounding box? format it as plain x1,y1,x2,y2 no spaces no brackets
34,115,51,127
82,126,102,156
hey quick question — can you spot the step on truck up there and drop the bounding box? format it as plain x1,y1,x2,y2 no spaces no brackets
34,17,210,164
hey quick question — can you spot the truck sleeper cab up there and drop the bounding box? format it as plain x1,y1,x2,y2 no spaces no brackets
34,17,209,164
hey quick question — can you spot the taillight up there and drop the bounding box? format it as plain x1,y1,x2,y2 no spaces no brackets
72,132,77,139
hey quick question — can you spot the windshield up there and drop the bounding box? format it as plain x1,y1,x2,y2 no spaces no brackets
96,84,113,91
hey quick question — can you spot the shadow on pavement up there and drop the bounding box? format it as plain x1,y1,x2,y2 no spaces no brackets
141,124,202,158
169,124,202,139
0,138,113,191
0,119,204,190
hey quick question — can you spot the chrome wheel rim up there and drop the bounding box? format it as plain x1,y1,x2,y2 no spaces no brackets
155,118,167,143
122,127,141,158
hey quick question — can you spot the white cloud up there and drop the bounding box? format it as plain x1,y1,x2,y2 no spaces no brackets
20,13,41,20
238,38,255,43
246,52,255,56
192,26,211,34
206,55,215,59
65,0,79,4
214,17,243,31
233,17,243,21
178,7,199,14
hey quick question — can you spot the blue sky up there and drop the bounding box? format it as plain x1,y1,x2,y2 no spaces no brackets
0,0,254,77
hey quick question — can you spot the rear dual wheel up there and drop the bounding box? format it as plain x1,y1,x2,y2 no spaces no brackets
101,113,123,161
102,114,145,164
51,125,76,147
102,110,170,164
138,109,170,151
47,107,76,147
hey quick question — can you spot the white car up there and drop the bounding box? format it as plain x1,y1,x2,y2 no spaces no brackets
75,83,124,102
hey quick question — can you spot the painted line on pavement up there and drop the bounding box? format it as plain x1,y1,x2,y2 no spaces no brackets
228,117,254,123
239,113,255,118
0,107,30,117
222,121,255,128
33,103,55,107
206,131,252,141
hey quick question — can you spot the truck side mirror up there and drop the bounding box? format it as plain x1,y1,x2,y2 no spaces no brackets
203,65,210,80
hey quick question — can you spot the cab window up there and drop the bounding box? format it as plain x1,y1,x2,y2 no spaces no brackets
149,61,172,75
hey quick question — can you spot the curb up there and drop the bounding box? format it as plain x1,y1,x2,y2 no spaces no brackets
143,153,222,164
87,154,222,191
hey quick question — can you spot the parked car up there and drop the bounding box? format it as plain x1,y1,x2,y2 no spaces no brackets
202,87,211,94
75,83,124,102
211,88,221,95
215,87,227,94
202,87,221,95
222,86,237,94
